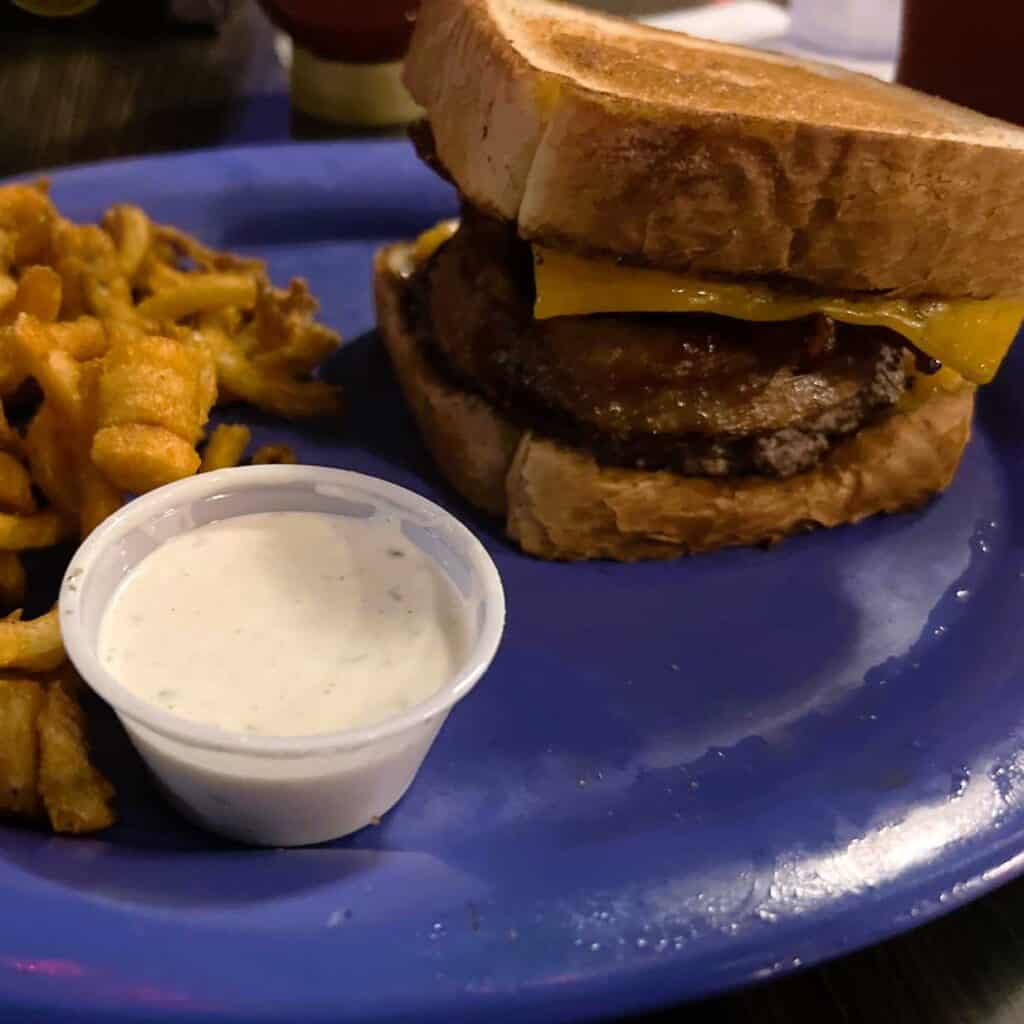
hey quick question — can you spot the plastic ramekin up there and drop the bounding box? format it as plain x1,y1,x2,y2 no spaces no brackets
59,465,506,847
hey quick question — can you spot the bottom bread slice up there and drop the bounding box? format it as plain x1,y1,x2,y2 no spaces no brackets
374,243,975,562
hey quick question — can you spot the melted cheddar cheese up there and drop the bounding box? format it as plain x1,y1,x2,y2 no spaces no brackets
533,247,1024,385
406,222,1023,385
412,219,459,266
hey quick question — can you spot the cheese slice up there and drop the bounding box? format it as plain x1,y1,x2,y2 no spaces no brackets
405,221,1023,386
533,246,1024,385
412,219,459,266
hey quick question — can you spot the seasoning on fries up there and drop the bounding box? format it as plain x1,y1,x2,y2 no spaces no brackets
0,676,45,820
37,678,116,835
0,181,344,835
200,423,252,472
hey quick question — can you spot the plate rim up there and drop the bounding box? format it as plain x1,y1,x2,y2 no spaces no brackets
1,139,1023,1023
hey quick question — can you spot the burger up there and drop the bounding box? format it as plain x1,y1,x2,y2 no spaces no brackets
375,0,1024,560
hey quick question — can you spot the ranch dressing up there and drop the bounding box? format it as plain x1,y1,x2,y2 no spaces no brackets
98,511,471,736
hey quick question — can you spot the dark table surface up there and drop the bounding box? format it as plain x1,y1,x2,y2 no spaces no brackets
3,3,1024,1022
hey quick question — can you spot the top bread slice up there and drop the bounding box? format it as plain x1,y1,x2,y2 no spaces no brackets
404,0,1024,298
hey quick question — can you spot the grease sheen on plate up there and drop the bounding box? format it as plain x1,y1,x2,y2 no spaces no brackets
1,141,1024,1024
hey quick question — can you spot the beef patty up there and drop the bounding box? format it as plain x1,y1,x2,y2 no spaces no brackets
406,206,908,478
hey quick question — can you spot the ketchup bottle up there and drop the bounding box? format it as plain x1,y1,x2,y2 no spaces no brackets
258,0,422,127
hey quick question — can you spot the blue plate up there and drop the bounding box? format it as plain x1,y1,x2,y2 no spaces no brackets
3,141,1024,1023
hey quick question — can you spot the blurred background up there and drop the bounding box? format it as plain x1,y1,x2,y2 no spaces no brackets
4,0,1018,178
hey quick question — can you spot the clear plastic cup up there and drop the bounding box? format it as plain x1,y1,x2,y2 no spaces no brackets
60,466,506,847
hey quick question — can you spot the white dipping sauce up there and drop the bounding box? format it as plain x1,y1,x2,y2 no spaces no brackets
98,511,471,736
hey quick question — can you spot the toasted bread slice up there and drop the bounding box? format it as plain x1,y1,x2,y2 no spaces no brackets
404,0,1024,298
375,242,975,561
